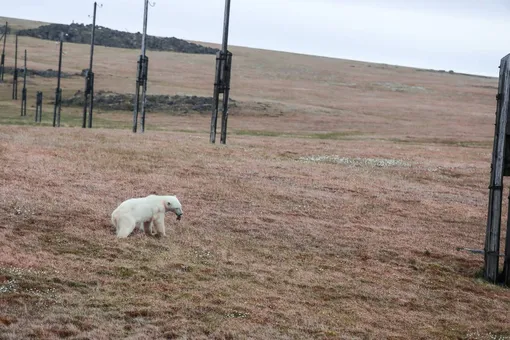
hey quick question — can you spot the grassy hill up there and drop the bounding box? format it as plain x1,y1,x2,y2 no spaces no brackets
0,16,508,340
0,16,51,33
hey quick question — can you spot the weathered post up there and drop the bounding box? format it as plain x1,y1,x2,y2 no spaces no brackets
53,33,64,128
210,55,221,143
12,34,18,100
484,53,510,284
140,55,149,133
35,91,43,122
82,2,98,129
504,188,510,285
210,0,233,144
133,56,142,133
0,22,7,82
20,50,27,116
132,0,150,133
220,52,233,144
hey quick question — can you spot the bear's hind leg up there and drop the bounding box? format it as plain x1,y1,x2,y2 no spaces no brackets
116,216,137,238
143,220,155,236
111,211,119,233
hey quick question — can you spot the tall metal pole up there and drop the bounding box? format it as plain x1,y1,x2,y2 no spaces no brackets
221,0,231,54
133,0,150,133
12,34,18,100
53,33,64,128
219,0,232,144
139,0,149,133
0,22,8,82
21,49,27,116
83,1,98,128
141,0,148,58
484,54,510,284
210,0,233,144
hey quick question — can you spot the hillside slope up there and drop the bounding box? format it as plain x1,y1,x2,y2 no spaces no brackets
0,16,50,34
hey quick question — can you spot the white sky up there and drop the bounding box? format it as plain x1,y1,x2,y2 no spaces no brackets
3,0,510,77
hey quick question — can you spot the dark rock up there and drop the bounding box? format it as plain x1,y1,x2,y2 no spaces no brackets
61,90,237,114
3,66,79,78
17,23,220,55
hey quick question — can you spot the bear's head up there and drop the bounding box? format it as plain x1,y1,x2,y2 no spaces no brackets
163,195,183,220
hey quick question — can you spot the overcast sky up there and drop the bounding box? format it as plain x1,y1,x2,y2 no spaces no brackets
4,0,510,77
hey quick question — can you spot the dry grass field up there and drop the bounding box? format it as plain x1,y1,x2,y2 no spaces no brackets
0,16,509,340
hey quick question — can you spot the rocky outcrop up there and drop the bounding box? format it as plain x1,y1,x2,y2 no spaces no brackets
3,66,78,78
17,23,220,55
61,90,236,114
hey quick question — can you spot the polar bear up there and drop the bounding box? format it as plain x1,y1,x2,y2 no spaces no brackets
111,194,183,238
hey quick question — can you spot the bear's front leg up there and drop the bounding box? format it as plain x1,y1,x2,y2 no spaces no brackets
153,214,167,237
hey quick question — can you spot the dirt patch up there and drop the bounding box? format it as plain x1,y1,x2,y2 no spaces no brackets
298,155,412,167
372,81,428,93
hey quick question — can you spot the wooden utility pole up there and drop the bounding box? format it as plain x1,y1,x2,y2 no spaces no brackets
82,2,98,128
210,0,233,144
12,34,18,99
20,50,27,116
0,22,7,82
132,0,150,133
53,33,64,128
485,53,510,285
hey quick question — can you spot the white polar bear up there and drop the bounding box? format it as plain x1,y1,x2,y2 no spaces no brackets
111,194,183,238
